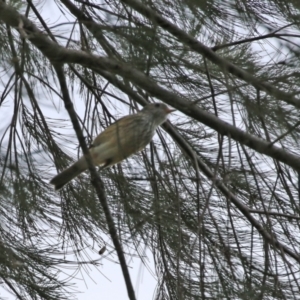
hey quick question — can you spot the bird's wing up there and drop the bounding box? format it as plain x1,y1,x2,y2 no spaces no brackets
91,115,130,147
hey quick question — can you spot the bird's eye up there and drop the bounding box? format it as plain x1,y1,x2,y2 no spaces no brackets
155,103,160,108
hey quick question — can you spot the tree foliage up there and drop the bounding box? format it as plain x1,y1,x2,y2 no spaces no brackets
1,0,300,299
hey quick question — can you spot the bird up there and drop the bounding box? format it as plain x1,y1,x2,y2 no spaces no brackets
50,103,175,190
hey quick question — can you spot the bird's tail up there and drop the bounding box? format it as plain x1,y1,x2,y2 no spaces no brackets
50,158,87,190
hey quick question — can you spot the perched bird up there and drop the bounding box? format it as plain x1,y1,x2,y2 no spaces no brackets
50,103,175,190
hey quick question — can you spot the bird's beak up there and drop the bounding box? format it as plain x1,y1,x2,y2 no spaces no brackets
165,107,176,114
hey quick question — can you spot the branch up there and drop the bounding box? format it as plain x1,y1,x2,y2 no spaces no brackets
248,209,300,220
1,2,300,172
53,64,136,300
87,66,300,263
211,23,298,51
119,0,300,109
162,122,300,263
60,0,120,58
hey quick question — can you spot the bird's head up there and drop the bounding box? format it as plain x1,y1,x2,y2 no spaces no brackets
142,103,175,126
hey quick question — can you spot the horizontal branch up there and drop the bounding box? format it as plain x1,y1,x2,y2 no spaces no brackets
1,2,300,172
248,209,300,220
